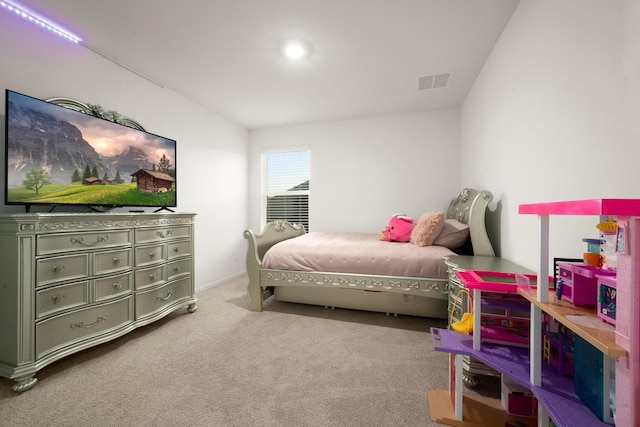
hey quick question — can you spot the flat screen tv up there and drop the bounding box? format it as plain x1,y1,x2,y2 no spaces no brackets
4,89,176,211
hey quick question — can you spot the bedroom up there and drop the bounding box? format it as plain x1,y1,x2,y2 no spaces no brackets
0,0,636,292
0,0,638,425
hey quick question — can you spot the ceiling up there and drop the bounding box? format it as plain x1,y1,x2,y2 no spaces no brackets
20,0,519,129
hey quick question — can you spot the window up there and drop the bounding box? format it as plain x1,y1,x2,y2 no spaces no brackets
261,149,310,231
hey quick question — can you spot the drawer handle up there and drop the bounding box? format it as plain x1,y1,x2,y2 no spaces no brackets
70,235,109,246
52,265,65,273
149,274,155,280
70,314,109,329
112,257,121,265
156,230,173,238
157,289,174,301
173,247,179,253
113,282,122,289
149,252,156,258
173,266,181,273
51,294,65,303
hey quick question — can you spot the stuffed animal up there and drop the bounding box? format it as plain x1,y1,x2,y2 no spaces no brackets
379,214,414,242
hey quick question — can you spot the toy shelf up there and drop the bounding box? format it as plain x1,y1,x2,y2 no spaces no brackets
517,287,625,358
431,328,614,427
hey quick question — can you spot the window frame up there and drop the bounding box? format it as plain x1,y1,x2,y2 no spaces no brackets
260,147,310,231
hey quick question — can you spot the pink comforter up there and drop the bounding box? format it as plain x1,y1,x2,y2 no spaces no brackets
262,232,456,279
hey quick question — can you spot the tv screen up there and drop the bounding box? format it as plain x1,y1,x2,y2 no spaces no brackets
4,89,176,209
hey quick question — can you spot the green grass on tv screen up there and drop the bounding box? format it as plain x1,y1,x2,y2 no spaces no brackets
7,182,176,207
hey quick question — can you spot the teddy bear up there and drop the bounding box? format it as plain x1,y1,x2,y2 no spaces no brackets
379,214,414,242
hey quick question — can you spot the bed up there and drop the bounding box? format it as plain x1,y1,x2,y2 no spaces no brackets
243,188,496,318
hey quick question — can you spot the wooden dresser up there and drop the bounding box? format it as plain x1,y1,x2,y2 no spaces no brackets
0,212,197,392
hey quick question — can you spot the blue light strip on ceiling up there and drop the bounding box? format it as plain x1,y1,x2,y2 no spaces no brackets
0,0,81,44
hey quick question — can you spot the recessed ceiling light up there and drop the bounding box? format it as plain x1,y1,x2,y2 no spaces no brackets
280,39,311,61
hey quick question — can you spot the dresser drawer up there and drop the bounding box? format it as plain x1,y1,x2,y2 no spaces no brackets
135,265,165,290
135,276,192,320
36,296,133,359
167,240,192,260
135,244,166,267
94,248,133,276
37,230,132,255
167,258,191,281
36,254,89,287
135,225,191,245
36,281,89,319
94,272,133,302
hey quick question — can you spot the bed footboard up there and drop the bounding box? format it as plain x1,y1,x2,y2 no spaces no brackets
243,220,306,311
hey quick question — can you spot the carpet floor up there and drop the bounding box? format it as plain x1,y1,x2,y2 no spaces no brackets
0,276,498,426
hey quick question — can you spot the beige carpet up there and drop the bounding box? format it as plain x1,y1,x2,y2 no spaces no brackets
0,276,478,427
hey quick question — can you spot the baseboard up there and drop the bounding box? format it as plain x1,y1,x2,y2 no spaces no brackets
196,271,246,294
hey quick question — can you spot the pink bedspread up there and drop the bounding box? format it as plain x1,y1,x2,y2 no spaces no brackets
261,232,456,279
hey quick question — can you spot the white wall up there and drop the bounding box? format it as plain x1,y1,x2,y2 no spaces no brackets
249,110,461,234
0,12,249,292
461,0,640,271
6,1,636,288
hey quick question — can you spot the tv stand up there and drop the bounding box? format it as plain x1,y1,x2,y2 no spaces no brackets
24,205,61,213
89,205,121,213
0,212,197,392
154,206,175,213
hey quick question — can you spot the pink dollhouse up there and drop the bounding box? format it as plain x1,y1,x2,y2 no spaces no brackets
431,199,639,426
519,199,640,426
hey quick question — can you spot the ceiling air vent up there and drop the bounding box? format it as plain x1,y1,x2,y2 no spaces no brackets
418,73,451,90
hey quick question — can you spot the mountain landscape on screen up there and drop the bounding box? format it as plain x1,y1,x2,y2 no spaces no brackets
5,90,177,208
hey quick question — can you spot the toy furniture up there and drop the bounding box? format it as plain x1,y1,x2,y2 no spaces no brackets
431,269,553,422
518,199,640,426
556,262,615,307
597,275,616,325
582,238,603,267
480,294,530,348
502,374,538,418
431,198,640,426
455,270,544,349
574,335,615,422
542,313,575,376
444,255,533,388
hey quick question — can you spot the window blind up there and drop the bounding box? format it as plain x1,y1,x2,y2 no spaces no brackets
262,149,310,231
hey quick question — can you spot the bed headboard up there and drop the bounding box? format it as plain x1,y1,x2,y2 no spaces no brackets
445,188,495,257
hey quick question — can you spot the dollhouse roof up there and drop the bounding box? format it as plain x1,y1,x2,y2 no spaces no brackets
519,199,640,216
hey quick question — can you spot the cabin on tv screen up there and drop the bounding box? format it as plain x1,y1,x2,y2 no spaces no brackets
131,169,175,193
